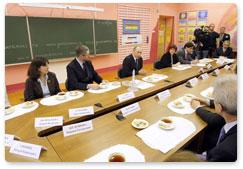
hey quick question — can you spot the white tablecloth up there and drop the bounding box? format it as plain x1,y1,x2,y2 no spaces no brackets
5,101,39,121
40,91,84,106
136,116,196,153
88,83,121,94
84,144,145,162
172,65,192,71
142,74,168,83
167,94,196,114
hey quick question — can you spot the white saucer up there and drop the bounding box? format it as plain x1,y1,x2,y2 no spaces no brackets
131,119,149,129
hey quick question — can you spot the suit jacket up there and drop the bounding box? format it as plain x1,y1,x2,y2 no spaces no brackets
66,58,102,90
24,72,61,101
215,47,233,59
196,107,237,162
154,52,178,69
177,49,194,64
219,33,231,47
118,54,143,78
209,31,220,49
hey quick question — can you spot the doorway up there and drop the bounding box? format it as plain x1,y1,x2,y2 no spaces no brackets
157,16,174,60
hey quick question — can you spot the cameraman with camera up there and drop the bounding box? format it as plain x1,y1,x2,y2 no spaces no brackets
194,25,211,59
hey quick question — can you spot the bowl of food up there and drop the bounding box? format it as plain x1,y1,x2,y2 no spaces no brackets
22,101,35,109
173,100,184,109
69,91,79,96
108,152,126,162
5,107,15,115
158,117,175,130
131,119,149,129
183,94,194,102
99,83,108,89
56,92,66,100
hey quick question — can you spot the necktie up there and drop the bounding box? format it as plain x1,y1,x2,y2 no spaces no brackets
216,127,226,145
135,59,139,70
83,62,89,78
171,54,174,66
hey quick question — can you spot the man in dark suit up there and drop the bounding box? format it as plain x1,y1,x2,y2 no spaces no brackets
177,42,199,64
215,40,234,58
118,46,145,78
208,23,219,57
219,27,231,47
66,45,103,90
191,74,237,162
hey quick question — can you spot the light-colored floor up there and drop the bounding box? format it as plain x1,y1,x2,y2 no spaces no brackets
8,63,153,105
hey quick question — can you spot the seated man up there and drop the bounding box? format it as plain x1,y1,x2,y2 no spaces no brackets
177,42,199,64
215,40,233,59
118,46,145,78
66,45,103,90
191,74,237,162
154,44,179,69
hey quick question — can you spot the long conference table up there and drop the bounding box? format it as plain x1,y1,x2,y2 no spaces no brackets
5,60,235,162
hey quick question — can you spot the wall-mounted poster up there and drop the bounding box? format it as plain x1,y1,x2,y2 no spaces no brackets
188,34,194,41
198,10,208,26
179,27,186,34
187,27,195,34
179,12,187,26
123,19,140,34
187,11,197,26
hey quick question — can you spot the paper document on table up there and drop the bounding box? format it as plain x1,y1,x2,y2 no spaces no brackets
136,116,196,153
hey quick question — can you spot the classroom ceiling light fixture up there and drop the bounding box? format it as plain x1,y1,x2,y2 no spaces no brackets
18,3,104,12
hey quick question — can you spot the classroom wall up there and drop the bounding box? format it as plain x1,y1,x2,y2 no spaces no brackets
5,3,236,89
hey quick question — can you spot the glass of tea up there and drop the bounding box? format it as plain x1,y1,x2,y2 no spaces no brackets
108,152,125,162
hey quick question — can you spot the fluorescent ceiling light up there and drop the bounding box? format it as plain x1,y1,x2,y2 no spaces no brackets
18,3,104,12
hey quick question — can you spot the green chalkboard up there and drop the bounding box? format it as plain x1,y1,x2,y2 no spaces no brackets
5,16,32,64
94,19,118,54
28,17,94,59
5,16,118,64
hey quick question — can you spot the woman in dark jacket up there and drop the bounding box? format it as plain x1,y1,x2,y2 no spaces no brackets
154,45,179,69
24,57,61,101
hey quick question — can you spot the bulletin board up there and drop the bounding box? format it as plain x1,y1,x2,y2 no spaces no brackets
178,10,208,49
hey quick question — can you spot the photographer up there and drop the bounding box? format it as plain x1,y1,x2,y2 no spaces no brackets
194,25,210,59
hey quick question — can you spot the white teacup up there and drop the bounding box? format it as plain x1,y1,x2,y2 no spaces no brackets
159,117,174,129
99,83,108,89
22,101,35,109
56,92,66,100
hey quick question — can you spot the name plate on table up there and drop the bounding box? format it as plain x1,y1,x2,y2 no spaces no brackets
5,134,14,147
63,120,93,137
207,63,213,69
199,73,209,80
69,106,94,118
10,140,43,159
224,65,231,70
120,102,141,117
156,90,171,101
117,92,135,102
35,116,63,128
189,77,198,87
216,58,225,65
214,68,220,75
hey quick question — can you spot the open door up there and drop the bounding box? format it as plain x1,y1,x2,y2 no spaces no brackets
157,16,174,60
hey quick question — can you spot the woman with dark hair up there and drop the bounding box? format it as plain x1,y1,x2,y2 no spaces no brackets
24,57,61,101
154,45,179,69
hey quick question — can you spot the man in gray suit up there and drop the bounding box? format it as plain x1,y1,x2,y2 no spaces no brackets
177,42,199,64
